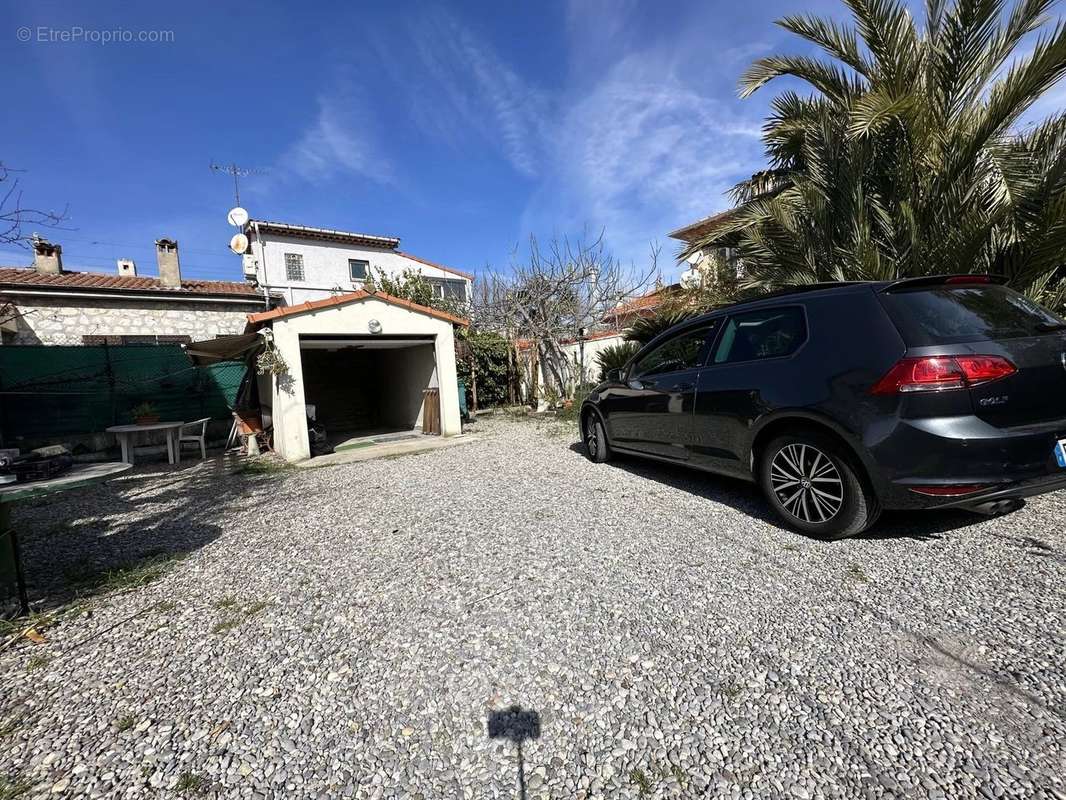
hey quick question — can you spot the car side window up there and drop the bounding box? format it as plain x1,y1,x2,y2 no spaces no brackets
713,307,806,364
631,325,715,378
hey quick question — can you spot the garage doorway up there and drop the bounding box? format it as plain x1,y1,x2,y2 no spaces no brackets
299,335,438,450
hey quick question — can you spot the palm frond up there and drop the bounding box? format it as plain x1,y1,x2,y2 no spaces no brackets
777,14,873,76
739,56,866,102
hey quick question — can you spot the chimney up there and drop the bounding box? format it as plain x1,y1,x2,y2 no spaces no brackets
155,238,181,287
32,235,63,274
117,259,137,277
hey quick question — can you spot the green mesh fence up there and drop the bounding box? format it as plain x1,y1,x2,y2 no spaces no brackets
0,345,246,443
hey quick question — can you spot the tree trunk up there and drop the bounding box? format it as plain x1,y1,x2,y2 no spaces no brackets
529,347,540,407
469,353,479,412
507,343,516,405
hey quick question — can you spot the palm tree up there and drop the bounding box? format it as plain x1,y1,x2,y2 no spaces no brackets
594,341,640,381
623,310,699,346
686,0,1066,308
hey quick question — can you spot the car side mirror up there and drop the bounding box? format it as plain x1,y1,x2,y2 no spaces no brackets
606,368,623,383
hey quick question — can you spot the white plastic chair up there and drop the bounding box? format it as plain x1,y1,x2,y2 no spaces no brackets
179,417,211,460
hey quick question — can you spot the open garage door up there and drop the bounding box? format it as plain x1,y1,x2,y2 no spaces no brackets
299,335,438,445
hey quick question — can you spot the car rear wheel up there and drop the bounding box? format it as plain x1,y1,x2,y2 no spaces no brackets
759,432,880,539
583,413,611,464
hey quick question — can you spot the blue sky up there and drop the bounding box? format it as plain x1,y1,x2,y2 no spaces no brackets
3,0,1056,283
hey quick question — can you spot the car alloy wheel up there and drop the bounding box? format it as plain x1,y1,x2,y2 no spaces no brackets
769,443,844,524
585,419,600,458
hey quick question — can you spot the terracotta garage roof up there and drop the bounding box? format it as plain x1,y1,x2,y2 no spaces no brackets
248,290,469,327
0,267,263,299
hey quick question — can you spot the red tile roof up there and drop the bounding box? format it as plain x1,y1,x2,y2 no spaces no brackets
397,251,474,281
603,286,675,321
0,267,263,298
247,289,469,327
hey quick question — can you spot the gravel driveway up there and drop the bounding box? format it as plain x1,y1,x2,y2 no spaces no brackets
2,416,1064,799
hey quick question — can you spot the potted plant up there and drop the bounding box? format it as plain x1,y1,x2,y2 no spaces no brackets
130,402,160,425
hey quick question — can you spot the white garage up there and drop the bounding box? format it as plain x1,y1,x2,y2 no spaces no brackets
248,290,466,462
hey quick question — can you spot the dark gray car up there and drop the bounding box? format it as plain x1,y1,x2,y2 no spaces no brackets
580,275,1066,538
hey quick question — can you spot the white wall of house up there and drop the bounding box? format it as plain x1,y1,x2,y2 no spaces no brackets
561,333,628,384
266,296,463,462
518,332,628,410
248,234,470,306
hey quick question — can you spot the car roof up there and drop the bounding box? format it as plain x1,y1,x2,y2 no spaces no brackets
685,281,879,326
635,274,1001,353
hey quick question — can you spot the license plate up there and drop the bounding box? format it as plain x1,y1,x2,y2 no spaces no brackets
1057,439,1066,468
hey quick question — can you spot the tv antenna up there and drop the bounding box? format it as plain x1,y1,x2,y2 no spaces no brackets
210,162,267,206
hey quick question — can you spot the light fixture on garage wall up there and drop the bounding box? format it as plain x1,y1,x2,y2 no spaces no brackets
368,319,383,334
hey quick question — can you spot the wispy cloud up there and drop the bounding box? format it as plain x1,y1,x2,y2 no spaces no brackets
524,51,766,270
278,88,392,186
266,4,768,273
405,10,551,177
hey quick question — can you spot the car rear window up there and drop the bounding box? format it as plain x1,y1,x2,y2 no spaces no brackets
879,285,1066,345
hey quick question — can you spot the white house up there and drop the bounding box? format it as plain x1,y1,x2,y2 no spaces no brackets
241,220,472,307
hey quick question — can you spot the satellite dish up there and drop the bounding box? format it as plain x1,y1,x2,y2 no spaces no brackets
679,269,701,290
227,207,249,227
229,233,250,254
368,319,383,334
686,250,705,266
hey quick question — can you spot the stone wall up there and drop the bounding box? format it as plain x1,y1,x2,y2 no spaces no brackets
6,296,263,345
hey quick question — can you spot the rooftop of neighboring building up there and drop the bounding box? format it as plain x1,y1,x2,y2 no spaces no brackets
667,209,740,243
245,219,474,281
0,266,265,300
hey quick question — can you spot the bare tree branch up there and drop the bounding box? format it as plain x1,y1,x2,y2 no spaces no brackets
473,230,657,402
0,162,69,247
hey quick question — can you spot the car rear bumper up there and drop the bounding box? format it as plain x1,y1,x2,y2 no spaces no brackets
936,472,1066,511
865,415,1066,510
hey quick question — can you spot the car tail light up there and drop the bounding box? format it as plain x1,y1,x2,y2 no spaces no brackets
909,484,991,496
869,355,1016,395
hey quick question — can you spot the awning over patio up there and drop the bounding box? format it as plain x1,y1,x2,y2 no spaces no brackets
183,333,263,366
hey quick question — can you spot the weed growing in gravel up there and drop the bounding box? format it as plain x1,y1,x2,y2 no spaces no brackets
211,619,239,635
175,771,205,793
781,542,801,552
846,563,868,582
243,600,271,616
213,596,240,611
0,714,23,739
629,768,652,796
0,776,32,799
233,459,292,476
66,554,183,598
25,654,49,673
0,611,52,639
212,599,273,635
154,601,176,613
115,714,136,732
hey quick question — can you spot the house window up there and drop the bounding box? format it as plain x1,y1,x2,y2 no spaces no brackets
284,253,305,282
349,259,369,281
428,278,466,302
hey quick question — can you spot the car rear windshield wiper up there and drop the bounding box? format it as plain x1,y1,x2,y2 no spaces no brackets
1035,322,1066,333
